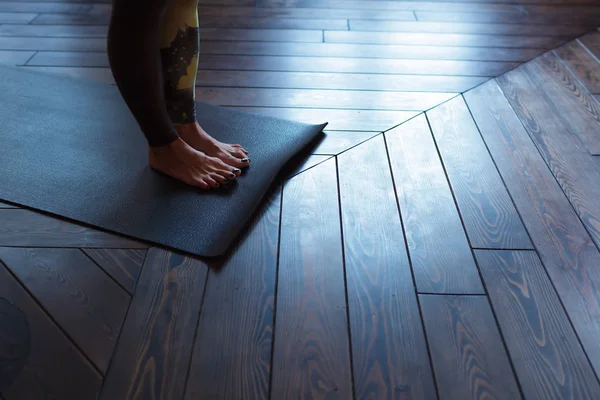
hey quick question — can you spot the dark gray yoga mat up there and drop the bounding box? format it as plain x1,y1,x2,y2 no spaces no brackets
0,65,327,257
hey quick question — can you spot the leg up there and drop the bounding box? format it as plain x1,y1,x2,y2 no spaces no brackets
159,0,251,169
107,0,242,189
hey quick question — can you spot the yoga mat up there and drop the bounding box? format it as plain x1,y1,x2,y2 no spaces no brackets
0,65,327,257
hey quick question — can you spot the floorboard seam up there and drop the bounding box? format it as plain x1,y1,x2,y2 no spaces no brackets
422,110,527,399
382,131,441,400
267,184,284,400
97,247,150,398
334,156,357,400
462,86,600,386
79,249,132,296
0,257,103,378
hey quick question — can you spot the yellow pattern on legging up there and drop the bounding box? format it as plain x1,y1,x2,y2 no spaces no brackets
159,0,200,123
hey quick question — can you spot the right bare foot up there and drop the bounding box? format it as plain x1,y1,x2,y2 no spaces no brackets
149,138,242,190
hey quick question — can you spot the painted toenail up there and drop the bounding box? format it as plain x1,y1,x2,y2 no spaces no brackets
242,158,250,163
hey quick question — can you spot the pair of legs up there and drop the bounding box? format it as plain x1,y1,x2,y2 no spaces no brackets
107,0,249,189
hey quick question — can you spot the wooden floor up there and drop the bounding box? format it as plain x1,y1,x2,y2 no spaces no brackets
1,0,600,399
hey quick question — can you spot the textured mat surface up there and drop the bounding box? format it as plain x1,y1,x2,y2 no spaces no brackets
0,65,327,257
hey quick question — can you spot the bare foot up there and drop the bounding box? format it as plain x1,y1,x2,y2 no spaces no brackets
149,138,242,190
175,122,250,169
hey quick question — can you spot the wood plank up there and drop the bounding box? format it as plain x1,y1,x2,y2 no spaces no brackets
464,79,600,376
92,4,416,20
0,37,106,51
325,31,564,49
349,20,585,37
287,155,332,178
32,13,350,30
259,0,521,13
21,66,114,84
0,247,129,373
475,250,600,399
27,52,516,77
184,188,280,400
524,52,600,155
0,262,101,400
271,158,353,399
99,248,208,400
427,96,532,249
416,10,600,25
313,131,378,154
555,41,600,94
0,36,541,62
0,25,324,42
385,114,484,294
233,107,417,131
419,295,521,400
198,70,488,93
497,66,600,253
339,136,436,399
196,87,455,111
82,249,145,294
578,31,600,60
198,41,541,62
0,13,37,24
0,2,91,13
0,51,35,66
0,209,146,248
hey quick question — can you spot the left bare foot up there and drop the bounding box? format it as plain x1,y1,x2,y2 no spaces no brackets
175,122,250,170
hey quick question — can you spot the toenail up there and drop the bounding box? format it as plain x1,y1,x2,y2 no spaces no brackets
230,173,236,178
242,158,250,163
233,168,241,173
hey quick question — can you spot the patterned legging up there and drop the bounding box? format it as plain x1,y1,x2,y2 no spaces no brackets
107,0,200,147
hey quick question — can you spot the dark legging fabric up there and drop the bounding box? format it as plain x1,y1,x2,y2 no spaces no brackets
107,0,200,147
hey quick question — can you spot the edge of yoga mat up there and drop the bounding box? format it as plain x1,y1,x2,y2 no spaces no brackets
0,64,327,257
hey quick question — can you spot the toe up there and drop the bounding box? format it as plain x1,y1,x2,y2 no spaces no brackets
206,177,220,188
231,148,248,159
212,174,228,185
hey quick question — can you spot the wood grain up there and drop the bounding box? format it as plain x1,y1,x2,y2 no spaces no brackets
21,66,114,84
286,155,332,178
99,248,208,400
83,249,146,294
0,2,91,13
0,25,324,42
313,131,378,154
497,65,600,253
325,31,563,48
271,158,353,399
464,79,600,376
578,31,600,60
0,51,35,66
385,114,484,294
349,20,585,37
338,136,436,399
0,37,106,51
0,247,129,373
0,13,38,24
420,295,521,400
523,52,600,155
476,250,600,399
27,52,517,77
554,41,600,94
196,87,456,111
415,10,600,25
259,0,522,13
32,12,350,30
0,261,101,400
197,70,487,93
198,41,542,62
232,107,418,131
0,209,146,248
184,189,280,400
426,96,532,249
